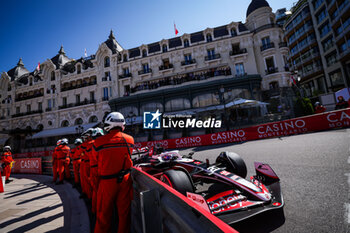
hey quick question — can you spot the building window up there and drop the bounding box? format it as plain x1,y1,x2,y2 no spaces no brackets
16,107,20,114
48,99,52,109
27,104,31,113
89,116,98,123
104,71,111,81
51,71,55,81
207,49,215,60
192,93,220,108
262,37,271,46
184,39,190,47
61,120,69,127
319,22,331,38
322,36,333,52
123,67,130,75
90,91,95,102
326,52,337,67
165,98,191,112
231,28,237,37
75,118,83,125
162,44,168,52
123,54,128,62
235,63,245,76
329,70,344,87
104,56,110,67
76,94,80,104
184,54,192,63
77,65,81,74
206,33,212,42
103,87,109,100
265,57,277,74
38,102,42,111
142,49,147,57
142,63,150,73
63,97,67,106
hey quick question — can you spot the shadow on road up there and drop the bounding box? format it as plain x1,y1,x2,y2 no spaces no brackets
231,208,285,233
17,192,57,205
0,204,62,229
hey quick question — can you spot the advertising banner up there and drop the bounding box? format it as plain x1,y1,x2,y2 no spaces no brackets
136,109,350,149
12,158,42,174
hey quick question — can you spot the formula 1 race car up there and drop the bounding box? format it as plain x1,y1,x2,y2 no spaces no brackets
132,147,284,225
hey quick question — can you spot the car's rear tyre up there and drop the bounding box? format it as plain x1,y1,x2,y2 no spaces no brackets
216,151,247,178
160,170,194,195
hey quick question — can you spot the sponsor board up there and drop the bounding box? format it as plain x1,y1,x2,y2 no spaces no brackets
12,158,42,174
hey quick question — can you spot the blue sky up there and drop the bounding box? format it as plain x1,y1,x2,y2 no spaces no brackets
0,0,296,72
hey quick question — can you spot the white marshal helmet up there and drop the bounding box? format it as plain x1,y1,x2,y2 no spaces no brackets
60,138,68,145
4,145,11,151
104,112,125,132
56,139,62,146
74,138,83,145
92,127,104,138
82,128,94,137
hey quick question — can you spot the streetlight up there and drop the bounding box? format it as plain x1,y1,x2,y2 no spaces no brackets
128,111,136,136
220,86,229,131
75,125,84,137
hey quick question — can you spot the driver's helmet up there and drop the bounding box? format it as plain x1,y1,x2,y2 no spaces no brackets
161,153,176,161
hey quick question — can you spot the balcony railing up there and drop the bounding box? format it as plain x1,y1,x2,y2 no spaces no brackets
138,69,152,75
12,110,43,118
279,42,288,48
61,81,97,92
205,54,221,61
229,48,247,56
45,108,52,112
102,76,112,81
261,43,275,51
119,73,132,79
102,96,109,101
15,93,44,102
159,64,174,71
58,100,96,110
181,59,196,66
265,67,279,75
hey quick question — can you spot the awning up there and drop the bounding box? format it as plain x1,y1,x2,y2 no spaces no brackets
31,123,98,139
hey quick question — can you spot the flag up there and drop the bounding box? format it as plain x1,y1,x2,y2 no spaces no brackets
290,75,296,86
84,48,87,57
36,62,40,72
174,22,179,35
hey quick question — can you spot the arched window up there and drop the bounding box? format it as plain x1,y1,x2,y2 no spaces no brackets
162,44,168,53
231,28,237,37
75,118,83,125
206,33,212,42
123,54,128,62
142,49,147,57
61,120,69,127
77,65,81,74
104,56,110,67
184,39,190,48
89,116,98,123
165,98,191,112
51,71,55,81
192,93,220,108
36,124,44,131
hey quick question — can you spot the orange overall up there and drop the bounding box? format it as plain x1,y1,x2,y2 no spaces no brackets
90,141,99,214
71,146,82,184
80,141,89,196
1,152,13,181
56,144,70,182
64,151,71,180
52,148,58,182
83,140,94,199
94,129,134,233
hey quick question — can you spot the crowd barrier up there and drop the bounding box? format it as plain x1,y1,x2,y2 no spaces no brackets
131,167,237,233
12,109,350,159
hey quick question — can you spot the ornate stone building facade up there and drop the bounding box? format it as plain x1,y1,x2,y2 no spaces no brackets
0,0,290,152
